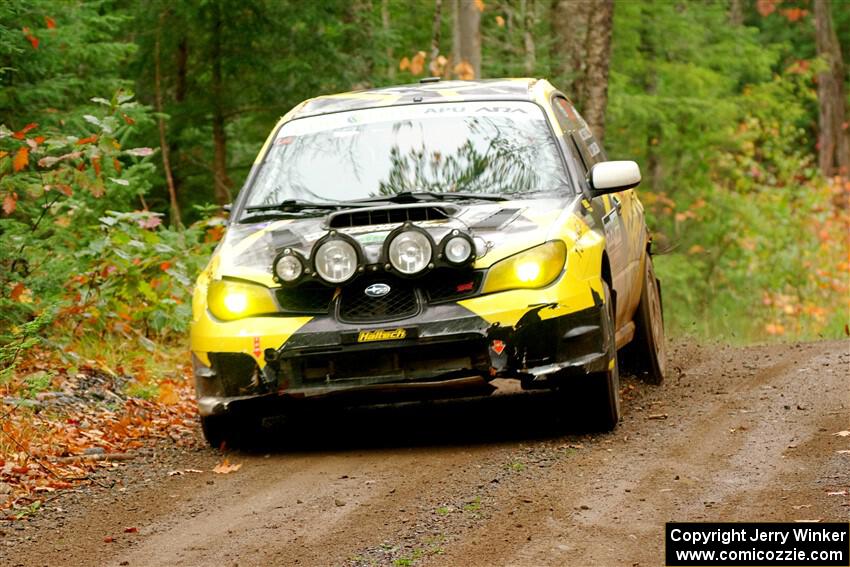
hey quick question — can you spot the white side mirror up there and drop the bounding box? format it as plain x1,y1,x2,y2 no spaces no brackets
589,161,641,194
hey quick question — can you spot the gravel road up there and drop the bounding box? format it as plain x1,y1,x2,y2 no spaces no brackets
2,339,848,567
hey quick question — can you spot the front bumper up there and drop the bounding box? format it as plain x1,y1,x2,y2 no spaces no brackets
191,282,611,417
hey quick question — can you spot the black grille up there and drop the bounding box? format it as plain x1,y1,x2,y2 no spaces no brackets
424,270,483,303
338,279,419,322
276,282,334,314
328,205,452,228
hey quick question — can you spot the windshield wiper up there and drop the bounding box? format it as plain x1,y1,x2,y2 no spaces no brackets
352,191,509,204
243,199,354,212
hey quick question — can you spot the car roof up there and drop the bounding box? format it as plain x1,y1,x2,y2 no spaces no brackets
293,78,548,119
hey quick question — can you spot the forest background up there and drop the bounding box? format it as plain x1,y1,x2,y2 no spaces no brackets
0,0,847,466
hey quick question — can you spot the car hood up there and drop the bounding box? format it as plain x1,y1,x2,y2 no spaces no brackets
212,196,582,287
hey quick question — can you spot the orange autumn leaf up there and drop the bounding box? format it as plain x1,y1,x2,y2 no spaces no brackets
159,261,171,271
453,60,475,80
13,147,29,171
22,27,39,49
92,156,102,177
45,16,56,29
10,282,25,301
410,51,426,75
398,56,410,71
212,458,242,474
13,123,37,139
76,134,98,145
156,382,180,405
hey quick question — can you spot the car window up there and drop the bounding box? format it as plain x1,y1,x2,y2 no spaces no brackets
243,101,573,210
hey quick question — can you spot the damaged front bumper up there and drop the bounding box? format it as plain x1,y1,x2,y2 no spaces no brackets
192,290,612,417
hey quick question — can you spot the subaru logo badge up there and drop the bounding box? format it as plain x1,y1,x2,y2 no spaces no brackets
364,283,391,297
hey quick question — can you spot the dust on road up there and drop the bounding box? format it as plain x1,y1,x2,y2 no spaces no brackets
2,340,848,567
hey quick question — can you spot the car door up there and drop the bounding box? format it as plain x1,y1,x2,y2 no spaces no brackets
550,96,638,331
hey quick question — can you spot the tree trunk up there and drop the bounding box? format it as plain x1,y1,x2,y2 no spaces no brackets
210,0,232,205
581,0,613,142
451,0,461,69
640,1,662,192
729,0,743,26
551,0,591,104
429,0,443,76
522,0,536,76
457,0,481,79
155,12,182,227
813,0,850,181
381,0,395,81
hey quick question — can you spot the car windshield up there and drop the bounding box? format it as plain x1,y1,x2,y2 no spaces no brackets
242,101,571,213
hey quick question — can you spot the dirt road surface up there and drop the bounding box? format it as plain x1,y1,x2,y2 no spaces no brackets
1,340,848,567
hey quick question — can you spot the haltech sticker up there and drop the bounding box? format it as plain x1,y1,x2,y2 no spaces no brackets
357,328,407,343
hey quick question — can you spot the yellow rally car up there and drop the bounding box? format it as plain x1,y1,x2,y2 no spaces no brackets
190,78,666,447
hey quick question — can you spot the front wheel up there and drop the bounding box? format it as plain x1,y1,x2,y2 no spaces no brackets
201,414,251,450
568,281,620,431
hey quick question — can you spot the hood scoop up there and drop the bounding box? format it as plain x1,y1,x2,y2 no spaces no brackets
469,208,522,230
327,203,458,229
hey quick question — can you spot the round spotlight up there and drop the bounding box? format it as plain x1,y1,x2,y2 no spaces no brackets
314,239,358,283
443,235,474,265
388,230,432,275
274,253,303,283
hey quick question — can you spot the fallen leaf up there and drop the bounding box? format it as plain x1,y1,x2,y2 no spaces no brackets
124,527,138,533
836,450,850,455
212,459,242,475
792,504,812,510
648,413,668,420
157,382,180,405
104,536,115,543
827,491,847,496
834,431,850,437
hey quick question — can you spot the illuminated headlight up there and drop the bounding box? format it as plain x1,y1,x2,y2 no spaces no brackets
273,251,304,283
480,241,566,294
388,229,432,275
207,279,278,321
441,232,474,265
314,238,358,284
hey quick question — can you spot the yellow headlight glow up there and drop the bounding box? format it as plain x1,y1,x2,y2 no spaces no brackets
207,279,278,321
481,241,566,294
223,291,248,314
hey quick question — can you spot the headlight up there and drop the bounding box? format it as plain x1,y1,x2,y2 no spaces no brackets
388,229,433,275
273,250,304,284
314,237,358,284
207,279,278,321
480,241,566,294
441,231,474,265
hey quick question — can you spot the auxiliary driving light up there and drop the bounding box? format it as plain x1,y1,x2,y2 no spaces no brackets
388,229,433,275
314,237,359,284
273,250,304,283
441,231,474,266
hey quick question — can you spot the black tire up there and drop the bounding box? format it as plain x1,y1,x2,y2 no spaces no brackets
201,414,247,450
630,254,667,385
575,281,621,431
